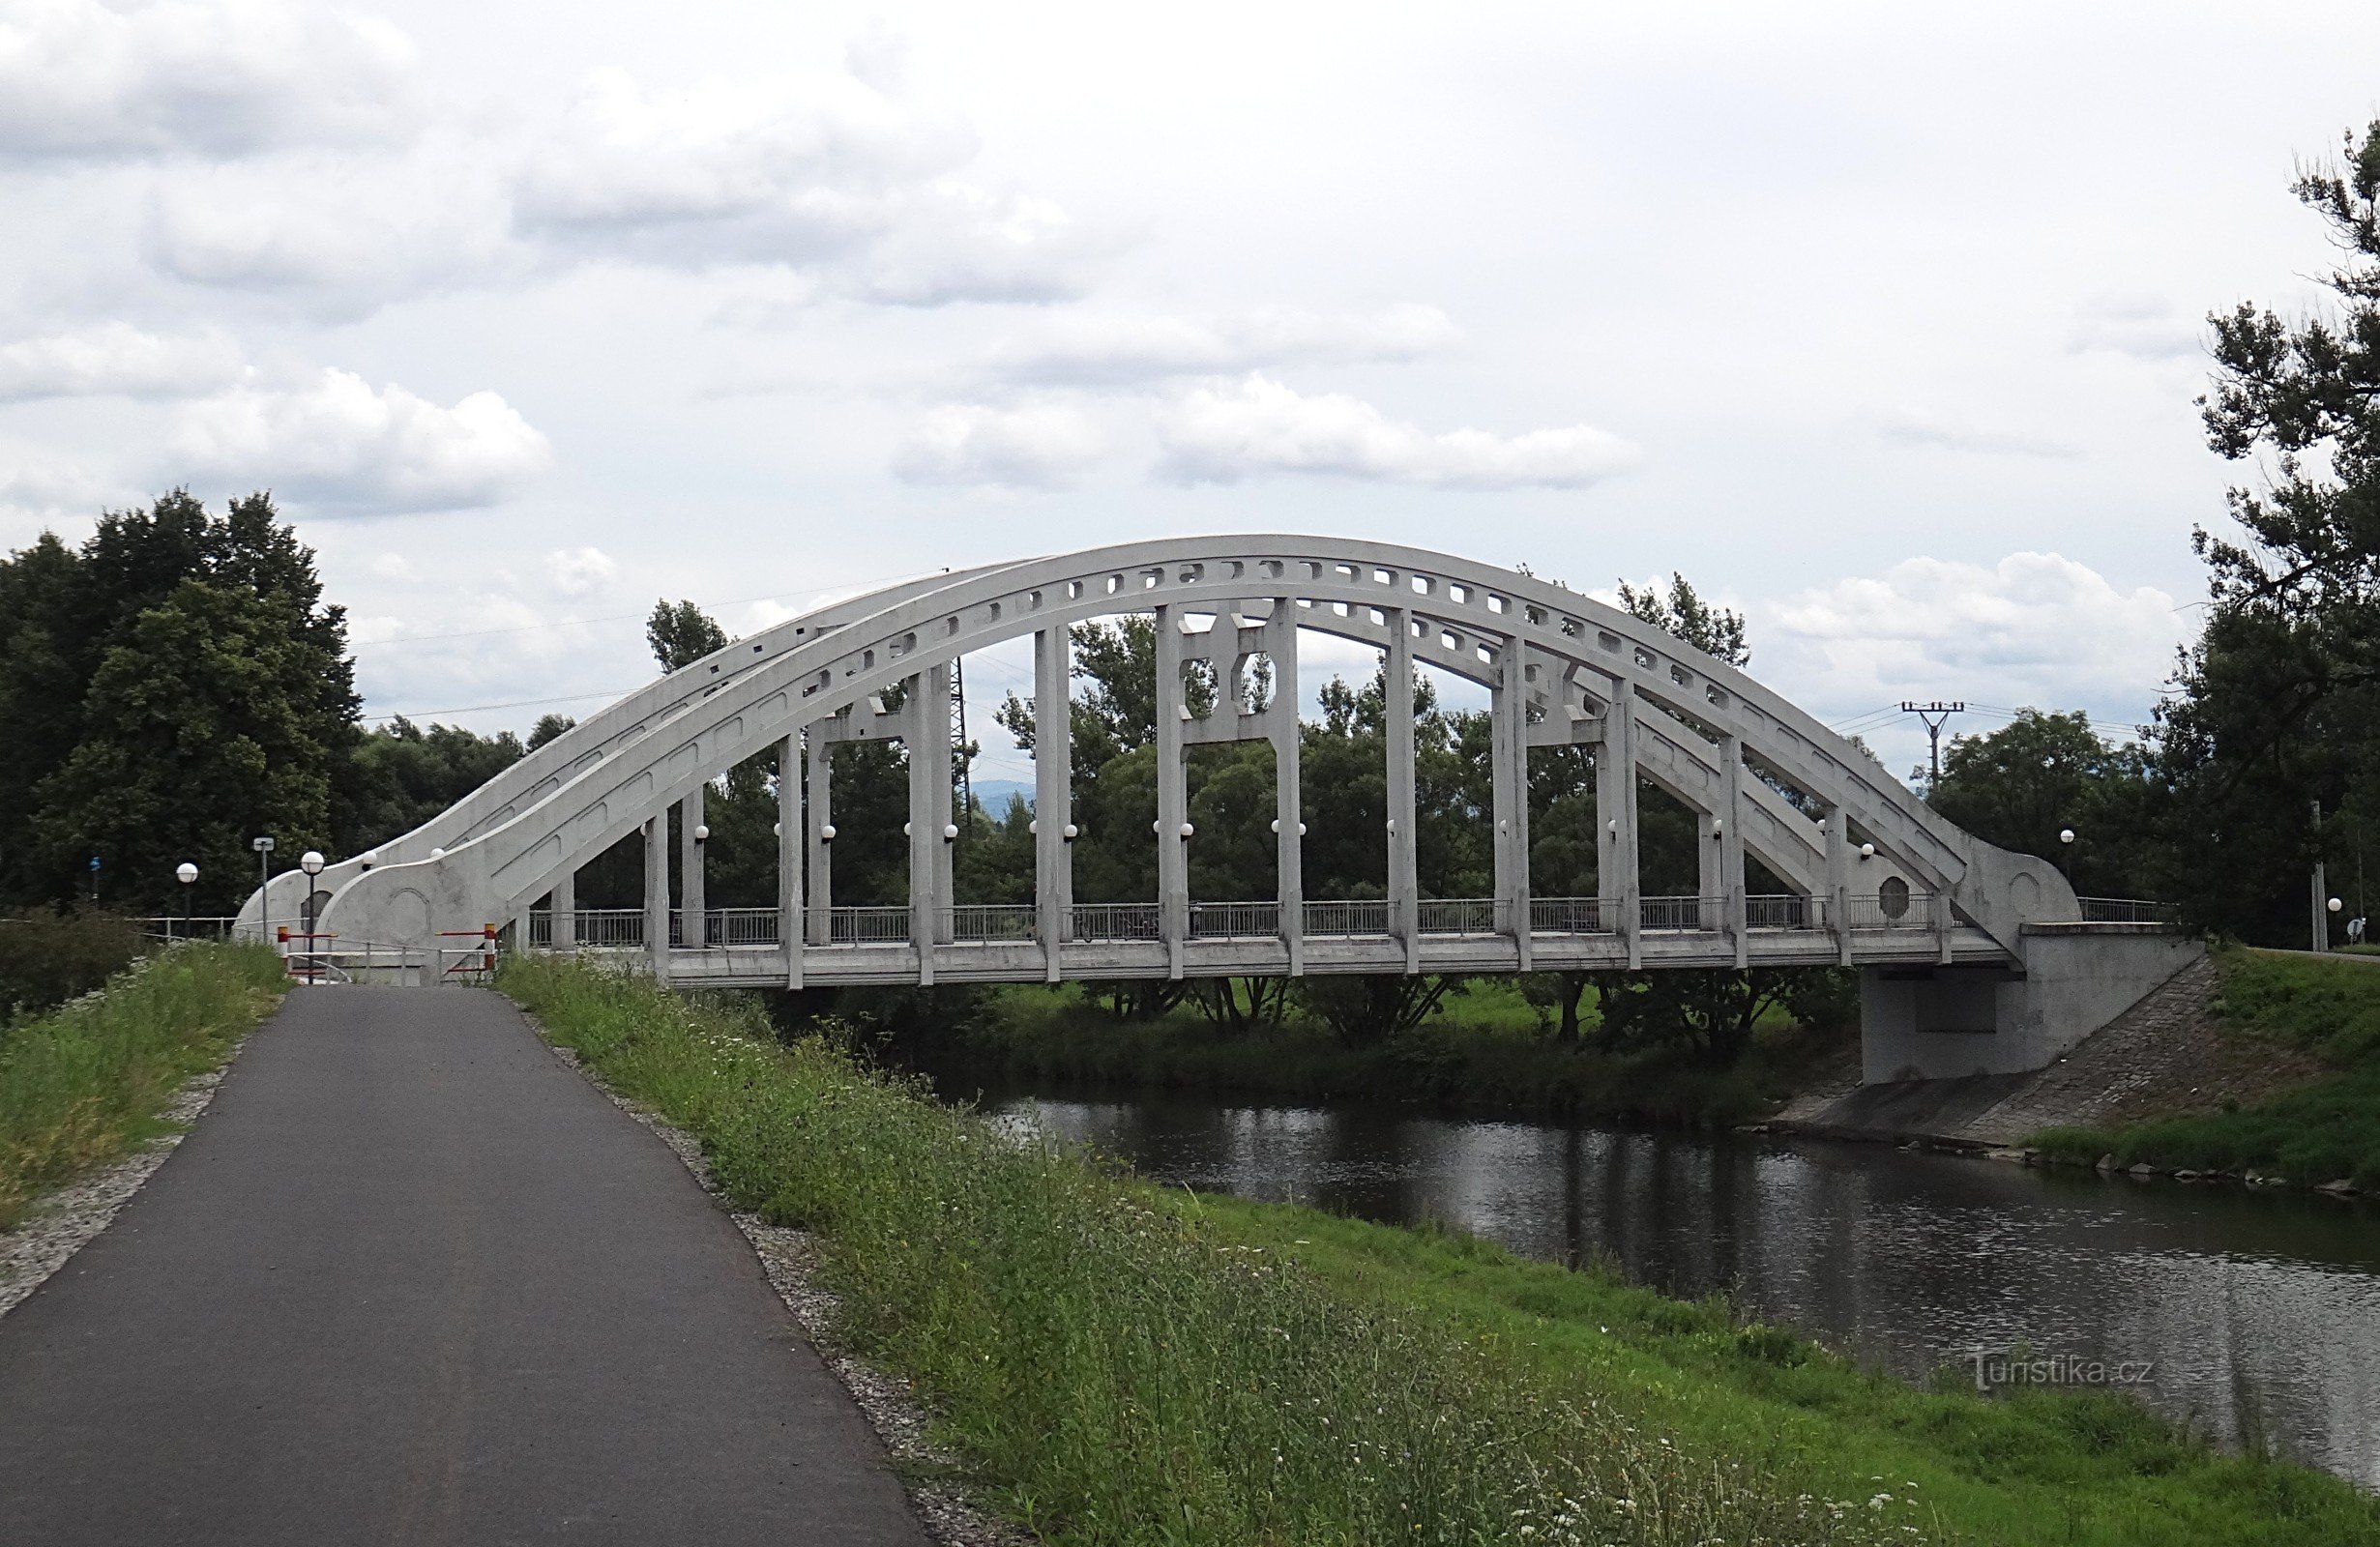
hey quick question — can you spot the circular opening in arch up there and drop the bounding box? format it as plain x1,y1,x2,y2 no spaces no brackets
1878,875,1911,920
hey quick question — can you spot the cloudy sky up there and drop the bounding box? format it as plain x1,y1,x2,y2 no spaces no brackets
2,0,2370,786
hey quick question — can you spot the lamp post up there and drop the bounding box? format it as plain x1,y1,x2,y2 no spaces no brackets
299,850,325,982
174,861,197,942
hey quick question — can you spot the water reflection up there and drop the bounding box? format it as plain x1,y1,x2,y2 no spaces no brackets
973,1086,2380,1488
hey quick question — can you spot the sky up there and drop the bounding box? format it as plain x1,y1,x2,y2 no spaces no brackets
1,0,2370,787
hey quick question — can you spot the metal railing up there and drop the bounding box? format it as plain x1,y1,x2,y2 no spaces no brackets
2076,896,2184,925
1530,896,1610,935
1640,895,1723,932
1190,901,1280,940
828,906,911,945
1304,899,1391,937
1841,890,1934,930
563,909,645,947
137,916,243,943
953,904,1038,943
1072,902,1161,941
1416,897,1497,936
1745,893,1812,930
712,908,780,946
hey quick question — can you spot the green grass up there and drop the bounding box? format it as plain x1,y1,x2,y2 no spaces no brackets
503,955,2380,1547
1,910,151,1023
942,980,1833,1125
0,942,284,1228
2032,947,2380,1185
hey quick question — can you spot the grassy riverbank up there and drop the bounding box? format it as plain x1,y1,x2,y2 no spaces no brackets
2033,949,2380,1187
0,942,283,1229
504,955,2379,1547
926,979,1845,1125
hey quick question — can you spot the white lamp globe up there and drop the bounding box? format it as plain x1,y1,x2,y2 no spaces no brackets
176,861,198,886
300,850,325,875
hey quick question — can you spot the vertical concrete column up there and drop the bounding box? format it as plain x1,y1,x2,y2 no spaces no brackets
1385,605,1420,974
928,660,955,945
778,733,802,988
905,673,937,985
1824,803,1853,967
550,867,574,949
679,786,705,948
1272,601,1305,977
1033,627,1074,980
1155,603,1189,978
1490,638,1531,970
805,738,833,946
1720,733,1748,968
643,814,669,983
1597,686,1641,970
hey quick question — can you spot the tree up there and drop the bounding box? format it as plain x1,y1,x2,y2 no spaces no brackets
2156,121,2380,939
647,599,729,673
1592,965,1855,1066
1927,711,2163,897
528,714,576,749
0,491,357,913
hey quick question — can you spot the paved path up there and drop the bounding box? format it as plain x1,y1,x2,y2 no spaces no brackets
0,987,928,1546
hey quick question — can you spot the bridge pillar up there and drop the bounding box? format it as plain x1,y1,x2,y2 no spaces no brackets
1272,599,1304,976
1491,638,1531,970
642,814,668,983
1156,604,1190,978
778,733,801,988
906,672,939,985
1712,733,1748,968
928,660,955,944
679,786,705,948
1598,686,1641,970
550,868,573,949
805,737,832,947
1386,605,1420,974
1823,803,1853,967
1033,626,1074,981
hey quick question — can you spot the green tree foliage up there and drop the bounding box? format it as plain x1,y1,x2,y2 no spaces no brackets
0,492,357,914
2157,121,2380,940
343,717,526,854
646,598,730,672
1927,711,2162,897
1590,965,1856,1066
527,713,576,750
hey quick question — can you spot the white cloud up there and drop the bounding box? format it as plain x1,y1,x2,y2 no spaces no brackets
2067,294,2204,363
169,368,551,513
983,304,1464,387
1760,553,2189,725
892,401,1103,487
1155,373,1638,489
514,68,1097,304
0,0,418,161
544,545,616,597
0,322,242,401
367,552,417,583
0,449,123,531
1873,408,2081,458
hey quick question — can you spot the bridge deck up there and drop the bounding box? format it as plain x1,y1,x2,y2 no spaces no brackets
0,987,926,1545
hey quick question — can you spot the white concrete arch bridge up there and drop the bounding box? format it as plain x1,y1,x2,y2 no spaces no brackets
240,537,2194,1083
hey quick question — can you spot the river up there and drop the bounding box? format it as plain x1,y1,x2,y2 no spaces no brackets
955,1080,2380,1488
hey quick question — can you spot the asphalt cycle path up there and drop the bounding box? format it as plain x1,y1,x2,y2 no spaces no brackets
0,985,929,1546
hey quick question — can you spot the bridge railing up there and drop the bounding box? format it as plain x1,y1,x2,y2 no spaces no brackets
1416,898,1497,936
1640,895,1725,932
712,908,780,946
2075,896,2185,925
1840,891,1936,930
1072,902,1161,942
953,904,1038,943
1530,896,1610,935
1304,899,1391,938
1190,901,1280,940
1746,893,1812,931
828,906,911,945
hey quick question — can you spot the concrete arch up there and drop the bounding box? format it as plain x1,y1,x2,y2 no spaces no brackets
283,535,2071,964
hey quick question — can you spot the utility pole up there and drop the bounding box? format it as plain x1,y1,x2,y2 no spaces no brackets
1898,701,1966,793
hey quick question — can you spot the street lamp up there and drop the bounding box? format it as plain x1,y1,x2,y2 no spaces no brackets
300,850,325,937
692,824,710,844
2060,829,2075,845
175,861,197,942
251,835,275,942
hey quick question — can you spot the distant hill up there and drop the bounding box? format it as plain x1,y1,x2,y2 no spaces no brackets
972,779,1035,814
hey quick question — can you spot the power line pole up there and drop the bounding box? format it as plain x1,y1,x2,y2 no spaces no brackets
1898,701,1965,792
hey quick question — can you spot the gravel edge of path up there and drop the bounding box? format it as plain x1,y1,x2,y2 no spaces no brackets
0,1033,258,1322
527,1019,1029,1547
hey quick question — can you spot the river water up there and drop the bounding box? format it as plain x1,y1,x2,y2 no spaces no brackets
960,1082,2380,1488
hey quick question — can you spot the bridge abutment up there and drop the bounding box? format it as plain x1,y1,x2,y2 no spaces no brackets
1859,928,2204,1083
